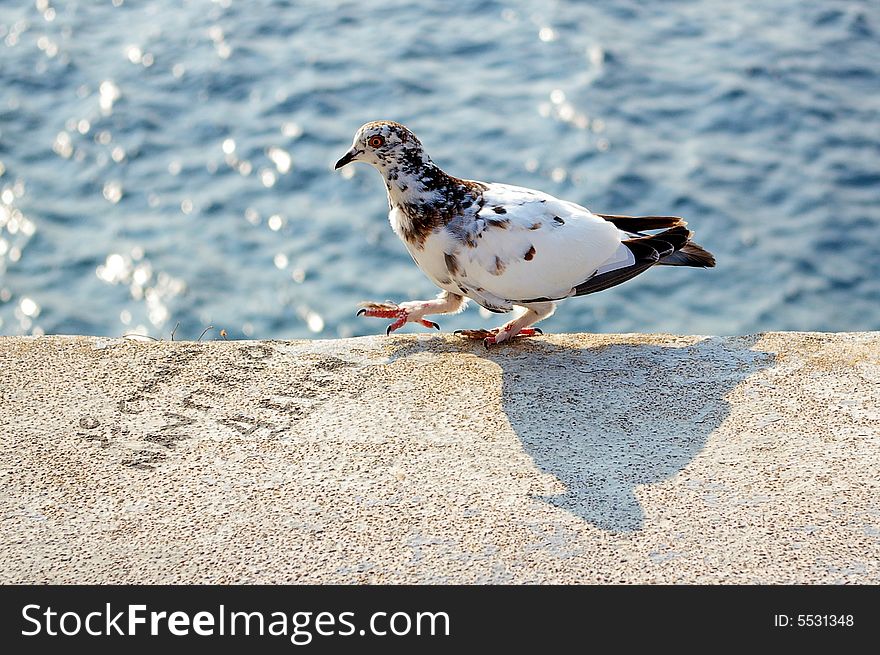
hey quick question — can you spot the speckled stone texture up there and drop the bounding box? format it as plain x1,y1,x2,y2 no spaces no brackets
1,332,878,583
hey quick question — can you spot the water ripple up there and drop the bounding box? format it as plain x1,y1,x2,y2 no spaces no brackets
0,0,878,339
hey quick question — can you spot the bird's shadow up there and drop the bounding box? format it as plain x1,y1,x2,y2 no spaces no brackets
495,335,775,532
389,334,774,533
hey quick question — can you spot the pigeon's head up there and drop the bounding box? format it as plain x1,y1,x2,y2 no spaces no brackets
334,121,428,174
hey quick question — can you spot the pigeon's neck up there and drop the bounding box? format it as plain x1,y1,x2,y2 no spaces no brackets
382,158,453,208
379,155,487,249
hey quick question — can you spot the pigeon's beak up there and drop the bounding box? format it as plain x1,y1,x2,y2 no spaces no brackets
334,148,360,170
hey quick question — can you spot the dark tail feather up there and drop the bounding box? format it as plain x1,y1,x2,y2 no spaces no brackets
624,225,691,259
657,241,716,267
596,214,686,233
597,213,715,267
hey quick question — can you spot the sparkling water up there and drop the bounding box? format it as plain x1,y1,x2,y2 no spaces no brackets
1,0,878,339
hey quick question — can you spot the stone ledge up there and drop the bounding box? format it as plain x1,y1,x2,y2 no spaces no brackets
1,332,878,583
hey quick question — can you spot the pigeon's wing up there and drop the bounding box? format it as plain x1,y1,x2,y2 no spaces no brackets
443,183,631,302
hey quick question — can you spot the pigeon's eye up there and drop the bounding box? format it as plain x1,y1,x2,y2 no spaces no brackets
367,135,385,148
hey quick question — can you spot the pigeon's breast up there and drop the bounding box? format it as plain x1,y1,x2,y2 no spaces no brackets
389,207,461,293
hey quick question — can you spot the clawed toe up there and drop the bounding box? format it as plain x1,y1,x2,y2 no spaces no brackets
357,301,441,334
453,329,495,339
385,320,405,336
454,326,544,347
356,302,401,319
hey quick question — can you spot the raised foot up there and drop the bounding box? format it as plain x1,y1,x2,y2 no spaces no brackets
356,301,440,335
454,327,543,348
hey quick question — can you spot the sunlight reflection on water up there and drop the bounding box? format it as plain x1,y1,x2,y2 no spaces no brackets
0,0,877,339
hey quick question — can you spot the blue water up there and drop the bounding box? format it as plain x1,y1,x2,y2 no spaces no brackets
1,0,878,340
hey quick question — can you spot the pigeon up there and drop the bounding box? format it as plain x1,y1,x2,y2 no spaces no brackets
334,120,715,346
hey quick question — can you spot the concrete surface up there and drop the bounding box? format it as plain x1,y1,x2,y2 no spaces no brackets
0,332,878,584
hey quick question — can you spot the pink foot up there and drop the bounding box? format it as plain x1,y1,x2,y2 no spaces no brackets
356,302,440,335
454,327,543,348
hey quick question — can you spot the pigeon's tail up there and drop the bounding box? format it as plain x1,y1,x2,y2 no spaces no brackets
571,224,715,297
656,240,716,267
596,213,716,268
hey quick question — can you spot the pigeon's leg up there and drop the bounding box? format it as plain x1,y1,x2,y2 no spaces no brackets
456,302,555,347
357,291,466,335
